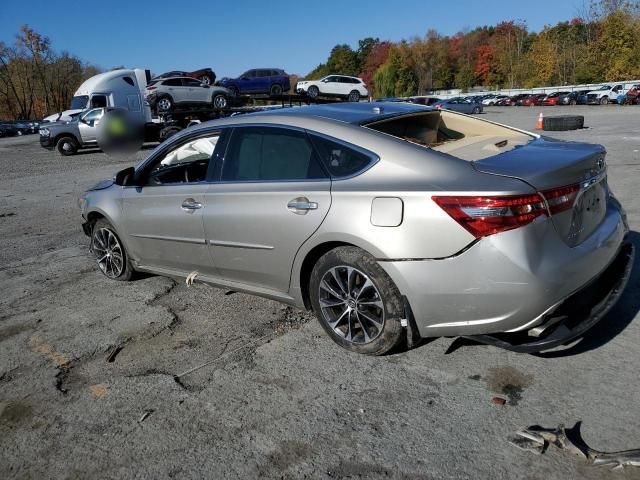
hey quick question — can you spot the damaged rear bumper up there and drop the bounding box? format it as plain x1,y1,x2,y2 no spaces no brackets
460,241,634,353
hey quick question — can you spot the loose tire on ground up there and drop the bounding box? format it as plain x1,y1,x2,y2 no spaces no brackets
309,246,405,355
56,136,79,156
542,115,585,131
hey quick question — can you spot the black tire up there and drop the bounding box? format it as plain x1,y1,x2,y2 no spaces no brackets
159,126,182,142
307,85,319,99
600,96,608,105
229,85,239,97
91,218,134,281
570,99,577,106
198,74,212,85
212,93,228,110
542,115,585,131
348,90,360,102
309,246,404,355
156,95,173,112
56,136,78,156
472,106,481,114
270,83,283,96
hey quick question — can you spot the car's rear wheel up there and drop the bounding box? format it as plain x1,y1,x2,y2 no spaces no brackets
307,86,319,98
157,96,173,112
56,136,78,156
199,75,212,85
348,90,360,102
212,94,228,110
270,84,283,96
91,219,133,281
310,246,404,355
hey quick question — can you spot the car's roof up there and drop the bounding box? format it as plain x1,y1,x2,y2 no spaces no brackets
246,101,431,125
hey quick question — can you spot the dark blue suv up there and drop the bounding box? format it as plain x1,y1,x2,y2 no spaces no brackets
218,68,290,97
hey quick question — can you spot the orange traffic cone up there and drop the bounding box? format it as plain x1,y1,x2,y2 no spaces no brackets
536,112,544,130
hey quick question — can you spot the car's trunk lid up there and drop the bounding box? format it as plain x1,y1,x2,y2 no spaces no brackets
473,137,608,247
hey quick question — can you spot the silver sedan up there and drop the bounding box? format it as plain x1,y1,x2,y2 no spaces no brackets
79,103,634,355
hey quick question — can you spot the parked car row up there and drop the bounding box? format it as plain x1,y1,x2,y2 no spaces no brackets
473,83,640,107
0,120,40,137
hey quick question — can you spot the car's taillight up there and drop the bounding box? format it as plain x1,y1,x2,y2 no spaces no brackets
432,194,547,238
541,184,580,215
433,184,581,238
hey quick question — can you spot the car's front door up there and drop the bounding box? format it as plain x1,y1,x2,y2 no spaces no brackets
120,131,224,274
202,126,331,292
182,77,209,103
77,108,104,144
237,70,257,93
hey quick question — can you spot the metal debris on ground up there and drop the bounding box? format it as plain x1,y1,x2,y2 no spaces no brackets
138,408,155,424
491,396,507,406
509,422,640,471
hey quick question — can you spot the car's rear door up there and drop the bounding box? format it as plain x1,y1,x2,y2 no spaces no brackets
202,125,331,292
120,130,225,275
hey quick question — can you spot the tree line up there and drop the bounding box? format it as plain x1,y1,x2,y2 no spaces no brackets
306,0,640,97
0,26,100,120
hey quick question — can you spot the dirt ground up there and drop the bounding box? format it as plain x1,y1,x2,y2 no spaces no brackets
1,105,640,479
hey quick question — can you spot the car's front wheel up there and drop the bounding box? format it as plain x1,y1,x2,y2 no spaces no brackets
600,96,609,105
310,246,404,355
307,85,319,98
91,219,134,281
472,106,481,114
56,136,78,156
212,94,228,110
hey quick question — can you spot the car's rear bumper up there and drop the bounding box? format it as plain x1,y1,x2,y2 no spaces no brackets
460,241,634,352
380,198,629,337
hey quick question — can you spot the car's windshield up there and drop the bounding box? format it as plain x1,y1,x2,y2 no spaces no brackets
598,85,611,90
70,95,89,109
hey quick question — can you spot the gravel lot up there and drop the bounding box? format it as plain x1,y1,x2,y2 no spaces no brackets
1,106,639,479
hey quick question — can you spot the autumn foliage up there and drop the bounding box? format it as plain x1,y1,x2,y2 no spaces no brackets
305,1,640,97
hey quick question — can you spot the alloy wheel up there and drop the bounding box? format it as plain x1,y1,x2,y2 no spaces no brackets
157,98,171,111
213,95,227,109
92,227,125,278
318,266,385,344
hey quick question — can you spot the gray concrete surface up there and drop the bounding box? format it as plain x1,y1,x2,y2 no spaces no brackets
1,106,639,479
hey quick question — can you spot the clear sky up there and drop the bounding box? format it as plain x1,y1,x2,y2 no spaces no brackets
1,0,581,77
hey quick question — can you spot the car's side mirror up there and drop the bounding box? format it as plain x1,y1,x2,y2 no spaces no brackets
114,166,136,186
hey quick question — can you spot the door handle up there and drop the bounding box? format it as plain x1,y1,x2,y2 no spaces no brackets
287,197,318,215
181,199,203,211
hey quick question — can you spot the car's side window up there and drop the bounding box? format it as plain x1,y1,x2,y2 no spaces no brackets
81,108,104,124
222,127,327,182
145,133,220,185
182,78,201,87
163,79,182,87
309,134,375,178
